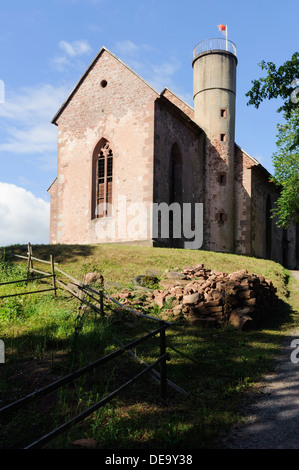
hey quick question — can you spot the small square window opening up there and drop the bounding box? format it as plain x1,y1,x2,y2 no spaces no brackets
218,173,226,185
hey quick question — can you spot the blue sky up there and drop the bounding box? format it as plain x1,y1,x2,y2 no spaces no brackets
0,0,297,245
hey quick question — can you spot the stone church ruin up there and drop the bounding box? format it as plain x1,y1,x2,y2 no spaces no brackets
48,38,297,269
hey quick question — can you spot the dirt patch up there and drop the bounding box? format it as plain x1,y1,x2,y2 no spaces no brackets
215,272,299,449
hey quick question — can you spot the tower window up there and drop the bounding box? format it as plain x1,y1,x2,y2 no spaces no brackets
101,80,108,88
220,133,226,142
218,173,227,185
216,212,227,223
220,108,227,118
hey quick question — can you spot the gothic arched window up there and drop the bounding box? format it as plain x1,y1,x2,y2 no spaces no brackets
92,139,113,219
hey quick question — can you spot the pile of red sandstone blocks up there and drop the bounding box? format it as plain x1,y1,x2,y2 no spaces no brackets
114,265,278,331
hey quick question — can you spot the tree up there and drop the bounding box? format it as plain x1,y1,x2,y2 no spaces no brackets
270,108,299,227
246,53,299,227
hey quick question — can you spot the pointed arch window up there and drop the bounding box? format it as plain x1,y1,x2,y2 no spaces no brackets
92,139,113,219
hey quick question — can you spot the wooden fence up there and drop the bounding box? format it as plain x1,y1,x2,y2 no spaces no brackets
0,243,57,299
0,243,189,448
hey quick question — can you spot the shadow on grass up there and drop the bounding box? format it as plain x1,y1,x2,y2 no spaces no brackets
0,288,297,449
2,244,97,265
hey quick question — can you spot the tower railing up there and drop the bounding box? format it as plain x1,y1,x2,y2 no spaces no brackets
193,38,237,59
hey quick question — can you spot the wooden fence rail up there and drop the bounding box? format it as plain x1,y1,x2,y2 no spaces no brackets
0,243,57,299
0,274,53,286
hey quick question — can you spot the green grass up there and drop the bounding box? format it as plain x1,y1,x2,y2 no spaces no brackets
0,244,298,449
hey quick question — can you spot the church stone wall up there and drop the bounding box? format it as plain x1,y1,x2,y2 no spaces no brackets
153,99,204,247
234,146,253,256
251,169,283,264
51,50,158,245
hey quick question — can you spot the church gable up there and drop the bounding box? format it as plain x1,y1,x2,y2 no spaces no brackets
52,47,159,131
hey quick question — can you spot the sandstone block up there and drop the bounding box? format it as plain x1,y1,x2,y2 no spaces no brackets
83,272,103,285
183,292,200,305
154,293,165,309
229,311,253,331
172,304,183,316
243,298,257,307
174,287,184,295
211,289,224,301
238,289,255,299
206,306,223,314
205,299,221,307
165,272,187,280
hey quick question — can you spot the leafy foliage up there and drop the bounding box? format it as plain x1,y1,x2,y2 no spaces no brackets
246,52,299,227
271,108,299,226
246,52,299,117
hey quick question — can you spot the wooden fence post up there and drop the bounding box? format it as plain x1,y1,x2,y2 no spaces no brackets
26,243,32,280
50,255,57,297
98,275,104,317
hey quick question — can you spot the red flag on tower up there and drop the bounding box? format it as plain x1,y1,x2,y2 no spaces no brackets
218,24,226,33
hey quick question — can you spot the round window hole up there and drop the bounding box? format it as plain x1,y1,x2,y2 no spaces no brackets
101,80,108,88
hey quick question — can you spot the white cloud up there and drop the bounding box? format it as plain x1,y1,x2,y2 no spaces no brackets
59,40,91,57
0,84,67,123
51,39,92,72
149,60,182,92
115,40,139,56
113,40,193,104
114,40,184,94
0,84,69,167
50,55,71,72
0,183,50,246
0,124,57,155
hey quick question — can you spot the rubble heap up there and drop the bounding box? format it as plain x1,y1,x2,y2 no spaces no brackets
112,265,278,330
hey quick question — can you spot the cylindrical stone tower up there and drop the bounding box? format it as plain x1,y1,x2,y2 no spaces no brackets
192,38,237,253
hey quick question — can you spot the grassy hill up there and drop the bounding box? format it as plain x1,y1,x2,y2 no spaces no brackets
3,243,295,295
0,244,298,449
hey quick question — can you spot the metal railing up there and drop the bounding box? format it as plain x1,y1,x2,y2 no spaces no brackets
0,322,169,449
193,38,237,59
